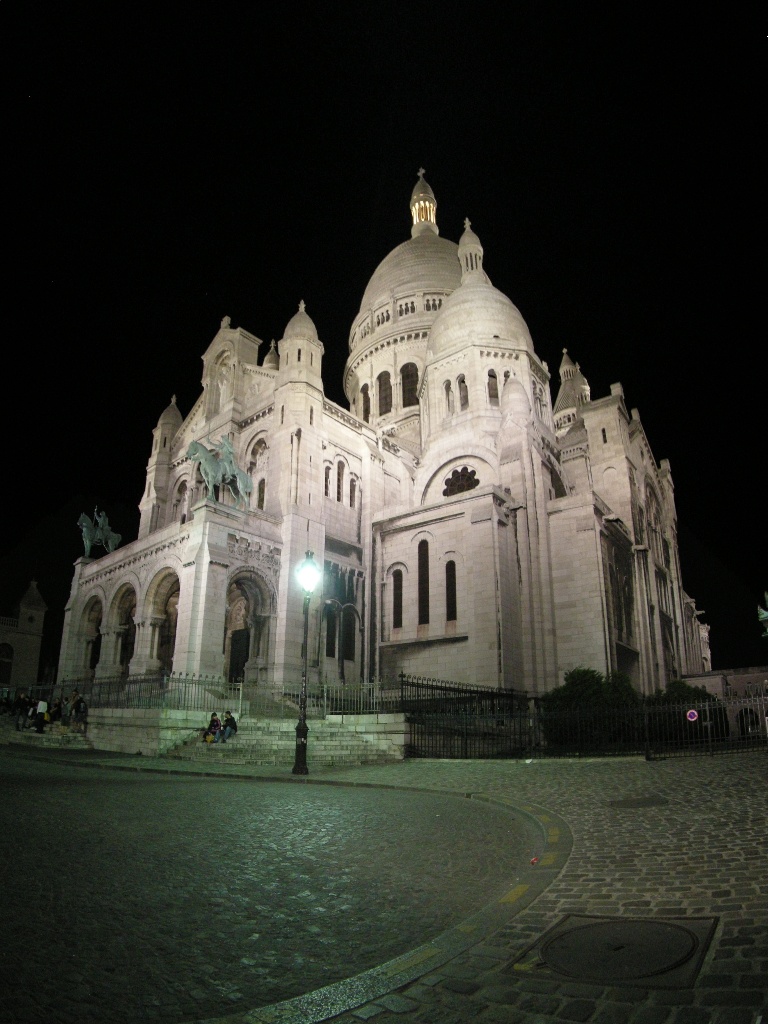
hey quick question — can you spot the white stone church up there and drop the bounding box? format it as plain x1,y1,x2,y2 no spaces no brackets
58,171,710,697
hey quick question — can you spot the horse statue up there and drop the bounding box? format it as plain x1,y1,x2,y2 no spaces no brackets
225,464,254,508
186,440,222,500
78,509,122,557
187,438,252,510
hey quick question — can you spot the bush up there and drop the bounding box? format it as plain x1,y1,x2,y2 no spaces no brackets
644,679,730,743
537,668,640,750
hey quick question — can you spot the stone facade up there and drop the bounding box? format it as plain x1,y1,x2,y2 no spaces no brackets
0,581,46,693
57,172,710,699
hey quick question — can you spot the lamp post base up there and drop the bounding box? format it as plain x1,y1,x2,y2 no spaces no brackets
292,720,309,775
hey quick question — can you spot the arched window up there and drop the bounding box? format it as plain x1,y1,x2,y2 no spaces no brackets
172,481,188,524
487,370,499,406
444,380,454,414
458,375,468,410
445,560,457,622
117,589,137,674
257,479,266,510
325,606,337,658
249,438,268,474
361,384,370,423
647,488,664,564
324,466,331,497
336,462,345,503
377,371,392,415
342,607,356,661
418,540,429,625
392,569,403,629
210,353,230,418
349,478,356,508
401,363,419,407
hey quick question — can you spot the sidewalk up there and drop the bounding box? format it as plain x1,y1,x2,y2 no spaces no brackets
5,742,768,1024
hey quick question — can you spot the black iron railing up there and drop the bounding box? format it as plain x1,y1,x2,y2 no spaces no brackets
398,674,768,760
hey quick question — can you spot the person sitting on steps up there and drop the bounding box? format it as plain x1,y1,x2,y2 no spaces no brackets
219,710,237,743
202,712,221,743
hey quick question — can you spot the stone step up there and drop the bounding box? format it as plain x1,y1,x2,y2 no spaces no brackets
167,718,400,767
2,726,93,749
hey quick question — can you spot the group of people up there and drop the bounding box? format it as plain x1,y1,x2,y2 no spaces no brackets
9,689,88,734
202,710,237,743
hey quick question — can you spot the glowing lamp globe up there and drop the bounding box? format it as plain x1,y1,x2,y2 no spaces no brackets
296,552,321,594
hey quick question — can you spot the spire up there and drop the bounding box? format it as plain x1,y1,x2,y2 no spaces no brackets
553,349,591,436
410,168,438,237
458,217,488,283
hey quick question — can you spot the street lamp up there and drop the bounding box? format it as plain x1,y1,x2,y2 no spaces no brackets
292,550,321,775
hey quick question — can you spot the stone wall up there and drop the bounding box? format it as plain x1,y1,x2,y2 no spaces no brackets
86,708,203,756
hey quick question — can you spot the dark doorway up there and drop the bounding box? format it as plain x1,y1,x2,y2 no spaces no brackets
229,628,250,684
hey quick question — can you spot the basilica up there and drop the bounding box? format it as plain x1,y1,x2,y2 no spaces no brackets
58,171,710,697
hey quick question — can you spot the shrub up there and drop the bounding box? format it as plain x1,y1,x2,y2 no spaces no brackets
537,667,640,750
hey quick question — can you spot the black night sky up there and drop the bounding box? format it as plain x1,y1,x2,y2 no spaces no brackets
4,5,764,679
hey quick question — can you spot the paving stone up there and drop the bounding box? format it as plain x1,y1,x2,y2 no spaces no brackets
0,741,766,1024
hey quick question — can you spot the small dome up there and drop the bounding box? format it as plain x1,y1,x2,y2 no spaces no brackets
263,339,279,370
410,168,436,208
157,395,182,429
458,218,486,282
459,217,482,249
283,300,318,342
427,275,533,361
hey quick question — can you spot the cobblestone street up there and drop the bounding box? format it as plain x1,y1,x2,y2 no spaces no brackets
0,749,533,1024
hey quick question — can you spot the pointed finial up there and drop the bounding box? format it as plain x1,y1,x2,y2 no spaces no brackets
171,394,176,405
464,217,471,231
418,167,426,178
298,300,306,313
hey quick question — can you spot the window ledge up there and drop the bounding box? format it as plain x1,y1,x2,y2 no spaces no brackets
380,633,468,649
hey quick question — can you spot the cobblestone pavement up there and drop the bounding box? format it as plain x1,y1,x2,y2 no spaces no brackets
1,742,766,1024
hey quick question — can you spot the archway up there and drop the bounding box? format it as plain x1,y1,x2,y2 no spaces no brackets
224,573,274,687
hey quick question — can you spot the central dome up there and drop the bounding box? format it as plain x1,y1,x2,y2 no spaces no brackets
348,171,462,357
357,232,460,316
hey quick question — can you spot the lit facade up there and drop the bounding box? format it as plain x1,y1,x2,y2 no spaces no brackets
58,172,710,696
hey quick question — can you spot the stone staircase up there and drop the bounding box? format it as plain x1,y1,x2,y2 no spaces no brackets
0,715,93,750
164,715,405,768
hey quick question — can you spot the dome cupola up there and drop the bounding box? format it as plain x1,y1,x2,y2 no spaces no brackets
262,339,279,370
458,218,486,281
410,168,438,237
283,300,319,343
157,394,182,432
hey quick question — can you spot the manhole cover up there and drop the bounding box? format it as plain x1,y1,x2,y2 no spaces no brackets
540,920,697,980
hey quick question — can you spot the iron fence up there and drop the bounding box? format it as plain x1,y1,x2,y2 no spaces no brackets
399,675,768,760
24,677,402,720
19,674,768,760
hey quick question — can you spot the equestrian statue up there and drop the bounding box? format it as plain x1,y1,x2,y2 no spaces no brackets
78,508,122,558
186,437,253,510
